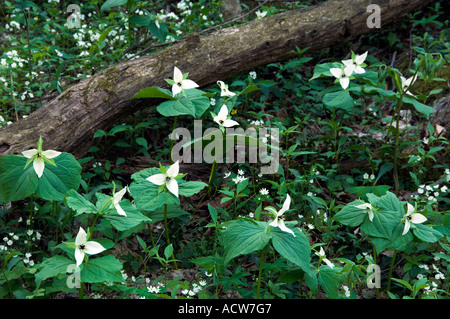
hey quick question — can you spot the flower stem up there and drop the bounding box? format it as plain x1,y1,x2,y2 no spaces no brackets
387,250,397,293
207,160,217,195
78,282,85,299
256,246,267,299
164,204,179,270
169,116,178,164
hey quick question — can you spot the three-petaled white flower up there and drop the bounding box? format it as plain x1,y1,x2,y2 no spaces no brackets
113,187,127,216
213,105,239,128
355,202,374,222
146,160,181,198
400,75,417,96
315,247,334,269
342,51,368,74
22,136,61,178
268,194,295,237
330,65,354,89
170,66,199,96
217,80,236,97
402,203,427,235
74,227,106,267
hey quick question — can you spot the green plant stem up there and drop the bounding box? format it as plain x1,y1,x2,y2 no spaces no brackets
169,116,178,163
256,246,267,299
387,250,397,293
207,160,217,195
146,220,166,268
164,204,179,270
78,282,85,299
393,98,403,196
0,255,12,298
89,213,100,239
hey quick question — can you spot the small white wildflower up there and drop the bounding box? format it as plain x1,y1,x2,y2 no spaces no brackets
259,188,269,195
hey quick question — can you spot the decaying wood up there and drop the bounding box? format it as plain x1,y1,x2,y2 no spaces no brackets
0,0,437,158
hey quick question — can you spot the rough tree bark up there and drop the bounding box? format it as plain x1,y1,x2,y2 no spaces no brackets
0,0,437,158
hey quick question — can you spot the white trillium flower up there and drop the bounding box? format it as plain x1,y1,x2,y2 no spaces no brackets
400,75,417,96
315,247,334,269
217,80,235,97
113,188,127,216
213,105,239,128
355,202,374,222
171,66,199,96
330,65,353,89
22,137,61,178
269,194,295,237
402,203,427,235
342,51,368,74
146,160,180,198
74,227,106,267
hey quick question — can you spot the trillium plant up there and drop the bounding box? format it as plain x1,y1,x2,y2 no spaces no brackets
1,27,447,301
267,194,296,237
329,65,354,90
217,80,236,97
74,227,106,267
167,66,199,97
22,136,61,178
212,104,239,129
342,51,368,74
147,160,184,198
402,203,427,235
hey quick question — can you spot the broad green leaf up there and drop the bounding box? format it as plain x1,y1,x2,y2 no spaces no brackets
157,89,209,118
362,86,396,98
164,244,174,260
413,224,443,243
0,155,38,203
318,266,341,299
403,96,433,118
35,152,82,201
271,227,311,274
132,87,174,100
129,15,151,26
208,204,218,225
323,90,354,111
222,219,271,265
101,0,127,11
35,255,74,287
361,191,402,239
104,200,151,231
278,269,305,283
310,62,342,81
129,177,180,212
304,270,319,295
178,181,208,197
239,83,259,95
369,223,413,252
80,255,123,283
333,200,367,227
146,204,189,223
65,189,98,216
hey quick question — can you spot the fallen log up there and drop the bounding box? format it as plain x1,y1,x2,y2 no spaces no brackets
0,0,437,158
